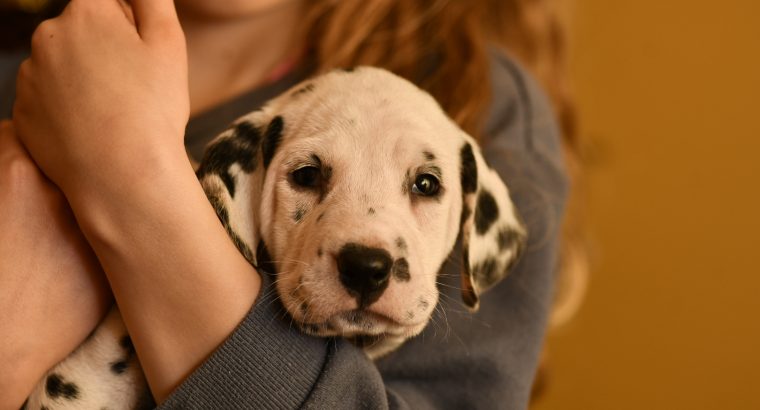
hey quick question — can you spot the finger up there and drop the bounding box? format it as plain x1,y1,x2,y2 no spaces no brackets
116,0,137,27
0,120,27,160
58,0,132,33
129,0,181,41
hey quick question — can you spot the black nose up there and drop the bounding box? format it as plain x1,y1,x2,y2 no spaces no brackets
337,243,392,308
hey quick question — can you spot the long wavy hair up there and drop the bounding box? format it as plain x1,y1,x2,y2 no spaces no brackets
302,0,490,138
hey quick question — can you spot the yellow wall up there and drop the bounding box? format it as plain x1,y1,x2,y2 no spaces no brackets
534,1,760,409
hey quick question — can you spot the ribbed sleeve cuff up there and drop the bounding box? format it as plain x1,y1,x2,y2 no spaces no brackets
159,283,329,409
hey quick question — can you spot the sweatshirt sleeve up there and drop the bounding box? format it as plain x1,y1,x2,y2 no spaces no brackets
159,51,569,410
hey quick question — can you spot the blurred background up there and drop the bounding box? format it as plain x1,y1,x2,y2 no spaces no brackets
533,1,760,409
2,0,759,408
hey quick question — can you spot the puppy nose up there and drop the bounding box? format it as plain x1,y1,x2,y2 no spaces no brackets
337,243,392,308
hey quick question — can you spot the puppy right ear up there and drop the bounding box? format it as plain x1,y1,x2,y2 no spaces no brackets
458,139,527,311
196,110,284,267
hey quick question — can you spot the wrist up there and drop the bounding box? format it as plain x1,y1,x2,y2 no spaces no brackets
63,139,192,245
56,140,262,401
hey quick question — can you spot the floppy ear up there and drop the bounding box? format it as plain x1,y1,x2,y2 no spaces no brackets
458,139,527,311
195,109,284,268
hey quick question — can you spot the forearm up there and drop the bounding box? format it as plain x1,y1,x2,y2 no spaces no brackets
0,243,109,410
0,129,112,409
66,146,261,402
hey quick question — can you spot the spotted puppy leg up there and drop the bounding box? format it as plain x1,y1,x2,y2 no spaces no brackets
24,307,153,410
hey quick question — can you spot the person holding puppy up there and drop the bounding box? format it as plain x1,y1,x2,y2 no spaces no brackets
0,0,568,408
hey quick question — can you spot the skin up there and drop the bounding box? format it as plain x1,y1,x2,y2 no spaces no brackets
1,0,302,407
0,121,113,409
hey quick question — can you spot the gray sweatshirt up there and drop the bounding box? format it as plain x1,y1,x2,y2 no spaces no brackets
1,50,567,410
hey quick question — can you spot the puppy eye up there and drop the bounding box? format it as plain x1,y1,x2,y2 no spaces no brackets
412,174,440,196
291,166,321,188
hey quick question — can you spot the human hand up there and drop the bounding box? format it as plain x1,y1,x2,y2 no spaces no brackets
0,120,112,409
13,0,189,196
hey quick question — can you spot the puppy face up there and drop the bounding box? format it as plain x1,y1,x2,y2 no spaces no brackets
197,68,525,357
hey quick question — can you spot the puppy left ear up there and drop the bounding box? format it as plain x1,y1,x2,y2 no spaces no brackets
458,139,527,311
196,109,284,267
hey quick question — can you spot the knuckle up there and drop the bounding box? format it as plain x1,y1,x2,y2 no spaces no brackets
15,59,31,83
30,19,54,50
0,147,40,192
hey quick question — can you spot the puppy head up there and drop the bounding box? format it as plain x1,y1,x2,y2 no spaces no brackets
197,67,525,357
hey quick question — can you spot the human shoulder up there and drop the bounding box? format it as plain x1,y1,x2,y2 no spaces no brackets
482,48,569,241
484,48,565,162
0,51,27,120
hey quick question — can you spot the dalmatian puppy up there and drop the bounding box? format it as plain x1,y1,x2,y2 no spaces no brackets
24,67,525,409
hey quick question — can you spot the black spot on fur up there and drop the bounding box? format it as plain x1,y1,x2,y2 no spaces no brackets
45,373,79,400
392,258,411,282
291,83,315,97
235,120,264,147
460,143,478,194
40,406,48,410
472,257,503,289
395,237,407,251
460,204,472,228
368,207,376,215
317,247,323,257
500,228,526,272
341,67,356,73
110,360,129,374
294,205,307,222
110,334,136,375
220,171,236,198
196,121,262,180
262,116,284,169
195,121,264,199
316,212,325,223
497,228,520,252
120,335,134,353
423,151,436,161
474,189,499,234
207,194,254,263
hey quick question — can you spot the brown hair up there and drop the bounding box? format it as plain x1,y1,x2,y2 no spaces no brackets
482,0,587,328
301,0,490,138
